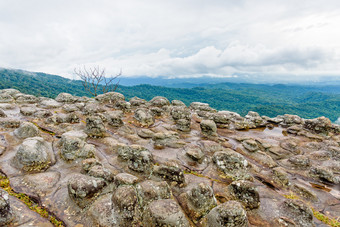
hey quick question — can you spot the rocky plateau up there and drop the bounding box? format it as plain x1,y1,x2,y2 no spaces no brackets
0,88,339,226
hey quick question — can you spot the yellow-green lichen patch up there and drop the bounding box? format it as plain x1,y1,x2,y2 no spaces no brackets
0,174,64,227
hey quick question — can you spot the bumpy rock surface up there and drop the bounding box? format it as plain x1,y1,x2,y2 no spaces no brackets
0,89,339,226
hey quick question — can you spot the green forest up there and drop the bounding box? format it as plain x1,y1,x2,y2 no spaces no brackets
1,68,339,122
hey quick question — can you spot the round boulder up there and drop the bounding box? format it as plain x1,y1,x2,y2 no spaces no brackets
14,122,40,139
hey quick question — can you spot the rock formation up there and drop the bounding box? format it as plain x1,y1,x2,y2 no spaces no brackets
0,88,339,226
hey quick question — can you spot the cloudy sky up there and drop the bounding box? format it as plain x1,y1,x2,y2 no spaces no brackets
0,0,340,79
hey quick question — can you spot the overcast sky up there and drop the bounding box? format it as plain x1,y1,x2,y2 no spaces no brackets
0,0,340,79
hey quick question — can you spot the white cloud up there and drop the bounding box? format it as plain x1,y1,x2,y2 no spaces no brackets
0,0,340,79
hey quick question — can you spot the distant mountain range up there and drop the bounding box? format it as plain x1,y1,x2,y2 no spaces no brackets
0,68,339,122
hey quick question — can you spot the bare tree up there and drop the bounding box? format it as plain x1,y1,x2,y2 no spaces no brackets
74,66,121,97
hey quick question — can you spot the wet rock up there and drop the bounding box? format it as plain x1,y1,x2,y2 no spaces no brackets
85,116,106,138
117,144,153,173
288,155,310,168
153,162,185,186
200,119,217,137
20,106,37,116
136,180,171,206
88,165,114,181
310,166,338,183
114,173,139,186
149,96,170,107
59,130,94,160
0,189,13,225
204,200,248,227
171,100,186,106
129,96,147,107
112,185,141,224
286,125,303,134
152,131,185,149
55,93,78,103
179,183,217,222
0,108,6,118
14,122,40,139
280,140,300,154
272,167,290,187
227,180,260,209
134,108,154,127
15,137,55,171
82,158,101,172
143,199,190,227
0,118,21,128
185,145,205,163
242,139,259,152
95,92,125,104
15,94,38,104
267,146,292,160
213,149,250,180
68,174,106,208
106,110,124,127
87,194,119,227
281,199,314,227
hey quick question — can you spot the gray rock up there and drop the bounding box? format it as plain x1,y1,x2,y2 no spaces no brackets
179,183,217,222
15,94,38,104
20,106,37,116
143,199,190,227
190,102,216,112
82,158,102,172
129,96,147,107
200,120,217,137
62,104,79,112
0,89,20,96
88,165,114,182
0,108,6,118
228,180,260,209
171,106,191,121
0,189,13,225
85,116,106,138
56,113,80,124
15,137,55,171
95,92,125,104
304,116,333,135
242,139,259,152
34,109,53,118
136,180,171,206
205,200,248,227
176,119,191,132
0,93,14,103
272,167,290,187
134,108,154,127
112,185,141,224
186,146,205,163
117,144,153,173
39,99,62,109
281,114,304,127
14,122,40,139
288,155,310,168
83,103,105,115
106,110,124,127
213,149,250,180
281,199,314,227
171,100,186,106
310,166,338,183
55,93,78,103
152,131,185,149
114,173,139,186
68,174,106,208
149,96,170,107
153,162,185,186
0,118,21,128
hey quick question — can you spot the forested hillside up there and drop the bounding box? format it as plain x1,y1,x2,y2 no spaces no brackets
1,68,339,122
